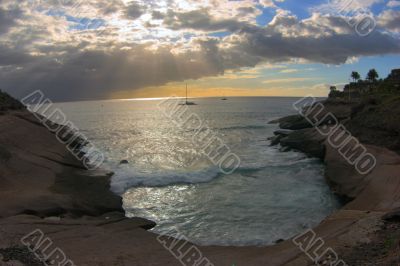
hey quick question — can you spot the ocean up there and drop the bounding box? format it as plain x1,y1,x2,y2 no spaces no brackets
52,97,340,246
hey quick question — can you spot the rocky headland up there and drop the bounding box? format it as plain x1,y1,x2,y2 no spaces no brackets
268,77,400,264
1,79,400,265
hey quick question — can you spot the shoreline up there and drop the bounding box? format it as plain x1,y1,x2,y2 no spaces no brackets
267,97,400,264
1,97,399,265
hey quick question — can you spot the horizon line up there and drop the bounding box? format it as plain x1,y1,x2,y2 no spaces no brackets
45,95,327,104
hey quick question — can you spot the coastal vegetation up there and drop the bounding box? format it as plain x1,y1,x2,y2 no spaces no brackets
351,71,361,83
314,68,400,154
329,68,400,101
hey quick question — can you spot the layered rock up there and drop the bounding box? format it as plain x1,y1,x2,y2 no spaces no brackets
0,111,122,218
266,98,400,265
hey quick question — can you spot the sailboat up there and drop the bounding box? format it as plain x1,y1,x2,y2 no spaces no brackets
220,90,227,100
180,83,197,106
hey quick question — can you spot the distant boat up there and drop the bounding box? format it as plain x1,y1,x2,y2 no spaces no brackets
221,91,227,100
179,83,197,106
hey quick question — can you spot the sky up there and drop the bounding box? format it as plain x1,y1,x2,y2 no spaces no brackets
0,0,399,101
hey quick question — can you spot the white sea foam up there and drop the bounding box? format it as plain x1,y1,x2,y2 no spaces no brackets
53,97,339,247
111,165,222,194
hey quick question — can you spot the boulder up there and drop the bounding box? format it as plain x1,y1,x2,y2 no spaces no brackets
273,129,293,136
269,130,293,146
267,118,280,124
279,128,326,158
278,115,313,130
269,135,282,146
120,160,129,165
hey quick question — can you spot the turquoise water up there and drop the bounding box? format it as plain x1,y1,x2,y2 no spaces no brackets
53,97,340,246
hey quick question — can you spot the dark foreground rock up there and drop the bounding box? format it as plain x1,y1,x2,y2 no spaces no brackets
269,130,293,146
0,111,122,218
274,114,313,130
273,129,293,136
279,128,326,159
0,90,25,111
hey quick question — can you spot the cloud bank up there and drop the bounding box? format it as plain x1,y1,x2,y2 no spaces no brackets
0,0,399,101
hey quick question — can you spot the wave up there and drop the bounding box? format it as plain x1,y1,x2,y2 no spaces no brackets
111,166,222,194
110,154,320,194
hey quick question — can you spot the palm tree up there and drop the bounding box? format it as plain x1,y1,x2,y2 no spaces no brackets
367,69,379,83
351,71,361,83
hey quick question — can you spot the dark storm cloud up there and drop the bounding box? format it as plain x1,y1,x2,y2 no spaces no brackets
0,45,37,65
0,1,399,101
0,40,225,101
162,9,252,32
3,27,400,102
124,1,145,19
227,29,400,66
0,7,22,34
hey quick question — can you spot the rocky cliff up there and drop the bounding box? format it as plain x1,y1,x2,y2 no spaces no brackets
270,97,400,265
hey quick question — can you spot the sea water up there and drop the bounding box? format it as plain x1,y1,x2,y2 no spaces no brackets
53,97,340,246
